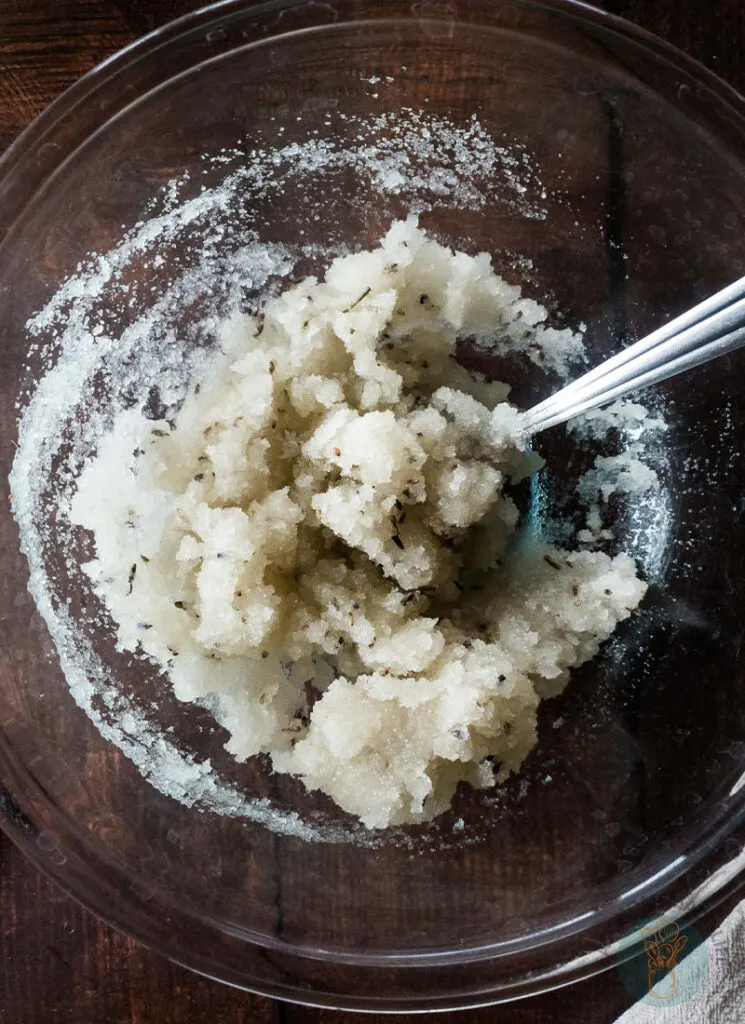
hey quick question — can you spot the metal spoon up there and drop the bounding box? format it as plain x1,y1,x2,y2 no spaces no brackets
522,276,745,435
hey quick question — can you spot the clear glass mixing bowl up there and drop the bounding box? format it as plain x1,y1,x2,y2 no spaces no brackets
2,0,745,1011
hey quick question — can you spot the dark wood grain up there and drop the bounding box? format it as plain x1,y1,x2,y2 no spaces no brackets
1,1,744,1021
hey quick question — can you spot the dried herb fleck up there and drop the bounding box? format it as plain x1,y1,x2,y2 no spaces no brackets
343,286,371,312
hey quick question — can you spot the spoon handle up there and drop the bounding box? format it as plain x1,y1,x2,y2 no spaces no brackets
524,326,745,434
523,278,745,434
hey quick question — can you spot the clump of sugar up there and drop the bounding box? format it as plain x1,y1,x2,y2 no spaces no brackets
68,219,646,829
572,401,668,546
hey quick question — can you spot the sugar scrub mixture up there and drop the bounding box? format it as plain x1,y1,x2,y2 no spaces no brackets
70,218,646,829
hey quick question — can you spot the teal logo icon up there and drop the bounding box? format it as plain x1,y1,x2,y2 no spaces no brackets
616,916,708,1007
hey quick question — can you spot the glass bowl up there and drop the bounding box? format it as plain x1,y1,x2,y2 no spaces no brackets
2,0,745,1011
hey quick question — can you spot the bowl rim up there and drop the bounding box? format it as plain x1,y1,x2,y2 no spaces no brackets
2,0,745,1009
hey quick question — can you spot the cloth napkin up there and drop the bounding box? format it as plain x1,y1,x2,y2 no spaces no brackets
617,900,745,1024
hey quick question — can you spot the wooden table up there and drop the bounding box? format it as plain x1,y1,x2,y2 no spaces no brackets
1,1,744,1021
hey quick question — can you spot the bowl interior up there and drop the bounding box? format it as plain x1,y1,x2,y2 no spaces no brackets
2,0,745,1006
